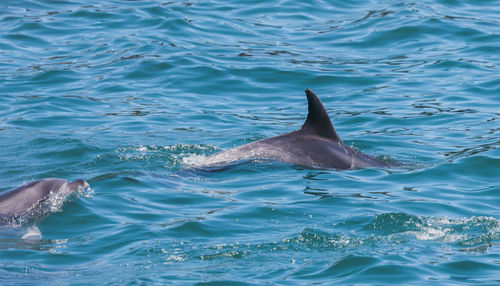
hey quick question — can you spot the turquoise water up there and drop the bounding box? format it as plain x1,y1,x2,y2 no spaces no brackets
1,0,499,284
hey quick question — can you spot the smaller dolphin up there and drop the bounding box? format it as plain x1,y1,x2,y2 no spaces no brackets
0,178,89,225
202,89,394,170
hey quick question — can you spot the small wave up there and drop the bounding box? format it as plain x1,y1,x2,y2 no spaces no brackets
367,213,499,246
161,215,499,262
281,228,364,251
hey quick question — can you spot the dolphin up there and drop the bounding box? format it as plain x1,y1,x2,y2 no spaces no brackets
202,89,393,170
0,178,89,225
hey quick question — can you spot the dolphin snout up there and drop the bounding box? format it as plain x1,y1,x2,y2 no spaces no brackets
82,180,89,189
68,179,89,191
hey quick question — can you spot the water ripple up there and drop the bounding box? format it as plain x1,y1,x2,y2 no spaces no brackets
1,0,500,284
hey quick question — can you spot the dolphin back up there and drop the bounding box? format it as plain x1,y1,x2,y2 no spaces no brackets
202,89,394,170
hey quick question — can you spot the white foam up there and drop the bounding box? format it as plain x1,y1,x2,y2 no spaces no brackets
21,226,42,241
410,216,498,243
182,154,211,166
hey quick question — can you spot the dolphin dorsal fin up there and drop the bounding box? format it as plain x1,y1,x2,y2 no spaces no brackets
299,89,342,142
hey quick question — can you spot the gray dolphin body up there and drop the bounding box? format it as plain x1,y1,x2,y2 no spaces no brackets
0,178,88,224
205,89,393,170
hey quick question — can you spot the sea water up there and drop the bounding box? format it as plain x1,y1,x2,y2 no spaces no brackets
0,0,499,284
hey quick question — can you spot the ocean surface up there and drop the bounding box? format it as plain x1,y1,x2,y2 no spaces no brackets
1,0,499,284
